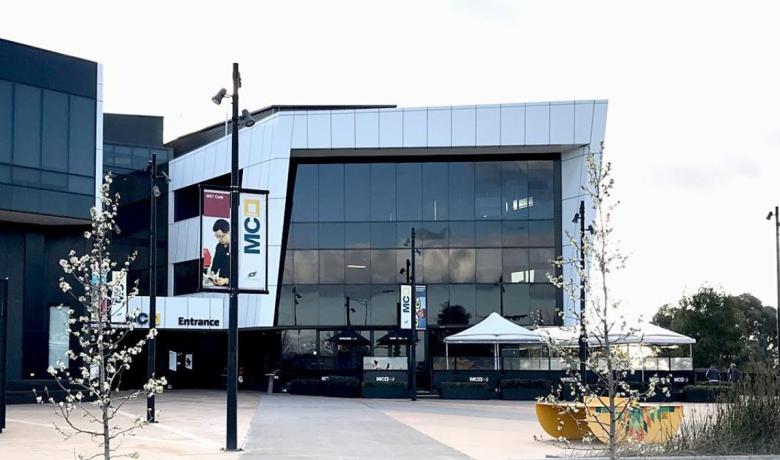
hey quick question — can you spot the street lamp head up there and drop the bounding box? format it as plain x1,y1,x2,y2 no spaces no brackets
572,212,580,224
212,88,228,105
767,211,774,221
241,109,256,127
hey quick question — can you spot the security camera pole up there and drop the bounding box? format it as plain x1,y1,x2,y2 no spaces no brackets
226,62,241,451
146,151,158,422
768,206,780,353
409,227,417,401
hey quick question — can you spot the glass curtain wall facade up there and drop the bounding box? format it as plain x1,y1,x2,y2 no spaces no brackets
278,156,562,361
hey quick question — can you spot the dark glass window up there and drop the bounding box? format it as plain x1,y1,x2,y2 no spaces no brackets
423,248,448,283
396,221,421,248
475,221,502,247
396,163,422,220
292,223,318,249
41,90,68,171
502,221,529,247
344,164,370,221
370,163,395,221
370,249,397,283
502,248,530,283
422,163,448,221
0,81,11,163
319,250,345,284
13,84,41,168
292,164,318,222
344,284,371,323
528,220,555,246
293,250,319,284
345,223,370,249
530,284,557,326
447,284,476,325
529,248,555,283
369,285,397,325
277,286,295,326
476,248,502,283
476,284,501,322
427,284,450,327
370,222,396,248
68,95,95,176
449,162,475,220
345,250,370,283
319,223,344,249
282,250,294,284
294,285,318,325
173,260,199,296
503,284,530,325
318,164,344,221
420,221,448,248
475,162,502,219
528,161,555,219
449,221,475,247
501,161,529,220
319,285,345,326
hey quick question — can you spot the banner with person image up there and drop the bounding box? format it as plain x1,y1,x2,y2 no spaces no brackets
200,187,269,293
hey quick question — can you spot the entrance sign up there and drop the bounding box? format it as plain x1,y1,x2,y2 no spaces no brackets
200,187,269,293
415,285,427,330
400,285,412,329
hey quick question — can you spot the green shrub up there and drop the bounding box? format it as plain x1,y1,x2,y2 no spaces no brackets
286,378,322,395
441,381,490,391
665,373,780,455
499,379,550,390
683,384,731,392
321,376,360,397
362,380,406,388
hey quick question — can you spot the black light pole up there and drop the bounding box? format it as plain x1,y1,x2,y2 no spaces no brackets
409,228,417,401
574,200,589,382
226,62,241,452
146,151,158,423
767,207,780,352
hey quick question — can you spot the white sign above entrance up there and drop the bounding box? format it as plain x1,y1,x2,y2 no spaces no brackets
129,297,225,330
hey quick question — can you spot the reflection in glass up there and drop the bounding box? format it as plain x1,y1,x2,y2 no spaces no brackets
503,284,530,325
475,162,502,219
369,285,397,325
528,220,555,246
502,221,529,247
345,223,370,249
319,223,344,249
449,221,475,247
345,164,370,221
502,248,530,283
345,250,370,283
370,163,396,221
420,221,448,248
476,284,501,322
423,248,448,283
319,285,345,325
371,250,397,283
476,248,502,283
370,222,396,248
502,161,529,220
292,223,318,249
475,221,502,247
295,285,319,325
449,162,475,220
423,163,448,221
293,251,319,284
449,248,475,283
529,248,555,283
292,164,318,222
396,163,422,220
318,164,345,221
319,250,345,284
528,161,554,219
445,284,475,325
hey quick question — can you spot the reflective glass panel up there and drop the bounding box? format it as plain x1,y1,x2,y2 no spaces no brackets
501,161,529,220
344,250,370,283
318,164,345,221
423,248,448,283
396,163,422,220
293,251,319,284
345,164,370,221
475,162,502,220
449,248,475,283
319,250,345,284
449,162,475,220
370,163,396,221
292,165,318,222
422,162,448,221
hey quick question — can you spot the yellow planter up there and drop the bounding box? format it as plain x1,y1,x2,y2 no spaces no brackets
535,399,683,444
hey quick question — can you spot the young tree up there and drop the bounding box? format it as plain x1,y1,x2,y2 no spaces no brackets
36,174,166,460
543,148,669,459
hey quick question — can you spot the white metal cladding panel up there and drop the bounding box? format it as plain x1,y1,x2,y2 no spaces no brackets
427,108,451,147
355,109,379,147
331,110,355,148
164,297,187,328
379,109,402,148
267,244,281,287
210,297,226,326
550,102,575,145
291,112,307,149
257,285,276,326
591,102,608,150
307,112,331,149
402,108,427,147
451,106,476,146
271,115,294,159
268,197,286,247
525,103,550,145
500,104,525,145
561,146,588,200
476,105,500,146
267,159,290,200
574,101,595,144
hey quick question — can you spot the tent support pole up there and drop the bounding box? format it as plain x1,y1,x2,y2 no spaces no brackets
445,343,449,370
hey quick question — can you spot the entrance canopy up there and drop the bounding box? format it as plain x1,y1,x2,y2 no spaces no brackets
537,323,696,347
444,313,541,345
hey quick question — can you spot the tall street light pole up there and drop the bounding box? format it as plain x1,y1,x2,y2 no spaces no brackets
226,62,241,452
767,207,780,353
573,200,590,384
410,228,417,401
146,151,158,423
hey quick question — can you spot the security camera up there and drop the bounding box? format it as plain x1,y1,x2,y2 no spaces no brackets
152,185,161,198
241,109,256,127
212,88,228,105
767,212,774,221
159,170,171,184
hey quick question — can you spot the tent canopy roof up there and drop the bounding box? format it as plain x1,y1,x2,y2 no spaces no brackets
444,313,541,344
537,323,696,346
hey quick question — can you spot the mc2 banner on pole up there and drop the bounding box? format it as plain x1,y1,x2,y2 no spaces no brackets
200,187,269,293
201,188,231,291
237,190,268,293
400,284,412,329
415,285,427,330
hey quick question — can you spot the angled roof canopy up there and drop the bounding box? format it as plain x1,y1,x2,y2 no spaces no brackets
537,323,696,346
444,313,542,344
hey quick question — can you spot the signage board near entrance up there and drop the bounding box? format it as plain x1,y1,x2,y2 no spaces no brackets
128,297,225,330
415,285,427,330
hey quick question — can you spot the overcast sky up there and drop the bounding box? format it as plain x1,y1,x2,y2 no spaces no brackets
3,1,779,320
